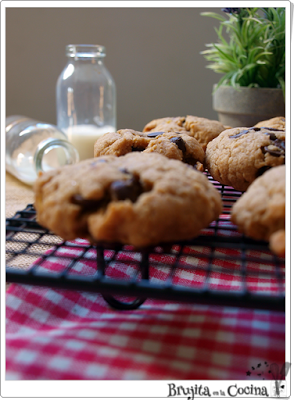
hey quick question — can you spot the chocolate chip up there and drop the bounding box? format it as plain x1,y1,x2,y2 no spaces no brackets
71,194,103,210
110,177,142,202
147,131,164,138
184,157,198,166
256,166,272,177
119,168,131,174
229,127,260,138
259,127,284,132
275,139,285,151
264,132,278,140
71,175,144,213
263,146,284,157
170,136,186,153
229,129,249,138
262,139,285,157
131,146,145,152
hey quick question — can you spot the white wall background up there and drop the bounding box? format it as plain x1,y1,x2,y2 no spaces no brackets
6,6,221,131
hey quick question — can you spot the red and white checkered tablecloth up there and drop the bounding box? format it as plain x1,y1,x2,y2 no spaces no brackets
6,238,285,380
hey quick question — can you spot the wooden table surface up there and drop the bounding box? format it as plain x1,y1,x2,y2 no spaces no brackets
6,172,35,218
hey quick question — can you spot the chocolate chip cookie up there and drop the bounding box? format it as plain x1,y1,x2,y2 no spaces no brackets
231,165,285,257
184,115,228,151
34,153,222,247
205,126,285,192
143,115,227,151
255,116,285,130
94,129,205,168
142,116,188,134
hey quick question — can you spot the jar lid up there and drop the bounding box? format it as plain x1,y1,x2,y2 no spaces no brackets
66,44,106,58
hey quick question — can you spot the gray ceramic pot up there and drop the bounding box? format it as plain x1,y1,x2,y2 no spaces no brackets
213,85,285,127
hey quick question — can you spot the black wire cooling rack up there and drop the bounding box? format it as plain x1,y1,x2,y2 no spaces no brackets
6,176,285,311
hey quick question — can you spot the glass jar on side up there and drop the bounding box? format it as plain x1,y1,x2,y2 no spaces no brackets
56,44,117,161
6,115,79,185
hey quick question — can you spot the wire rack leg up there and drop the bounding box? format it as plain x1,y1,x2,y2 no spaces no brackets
100,248,149,310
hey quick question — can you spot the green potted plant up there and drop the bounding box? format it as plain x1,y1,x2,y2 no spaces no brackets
201,7,285,127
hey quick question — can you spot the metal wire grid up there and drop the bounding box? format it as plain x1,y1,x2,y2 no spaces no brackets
6,177,285,311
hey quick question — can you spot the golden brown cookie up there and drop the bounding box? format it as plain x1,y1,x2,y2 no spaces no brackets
94,129,205,167
205,126,285,191
34,153,222,247
143,115,227,151
255,116,285,130
142,116,187,134
184,115,227,151
231,165,285,255
94,129,149,157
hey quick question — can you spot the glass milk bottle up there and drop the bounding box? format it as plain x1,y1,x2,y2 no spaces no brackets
56,44,116,160
6,115,79,185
